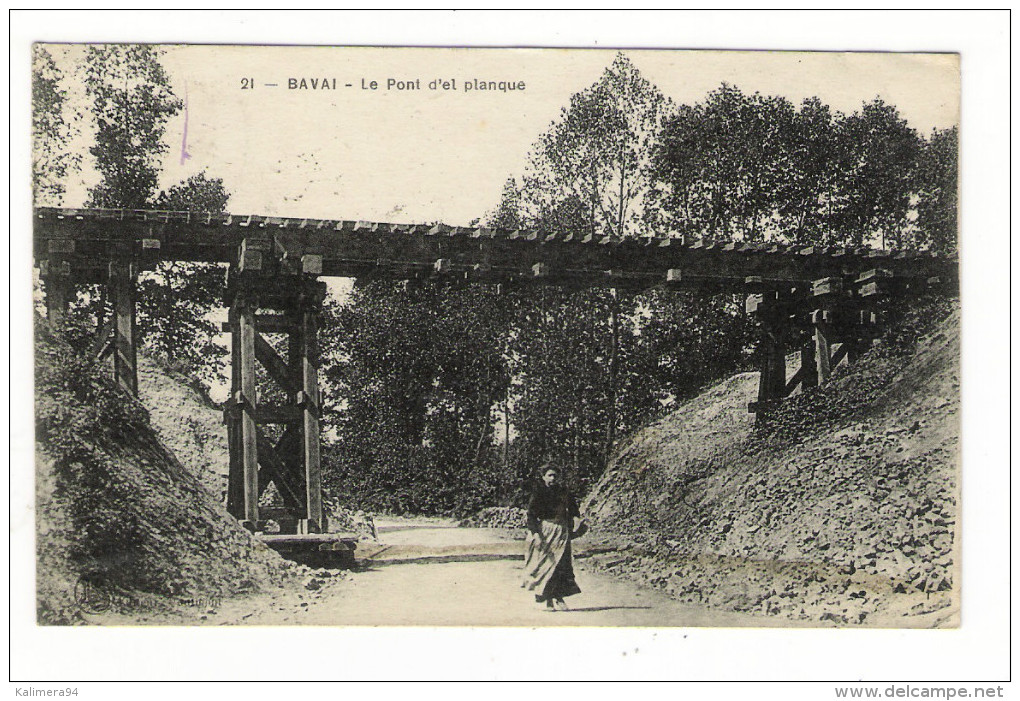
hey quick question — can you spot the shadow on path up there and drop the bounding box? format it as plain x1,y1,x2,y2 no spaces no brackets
556,605,653,613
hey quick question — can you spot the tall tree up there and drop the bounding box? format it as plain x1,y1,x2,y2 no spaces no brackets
519,53,671,238
77,46,229,389
32,46,79,206
83,45,182,208
914,126,959,255
138,173,230,386
779,97,841,245
828,99,920,249
649,84,800,242
321,279,514,515
509,55,676,484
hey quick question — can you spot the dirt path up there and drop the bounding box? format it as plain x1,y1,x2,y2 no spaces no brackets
87,516,949,628
175,516,800,628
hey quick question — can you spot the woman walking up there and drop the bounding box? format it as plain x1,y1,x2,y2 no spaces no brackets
521,462,584,611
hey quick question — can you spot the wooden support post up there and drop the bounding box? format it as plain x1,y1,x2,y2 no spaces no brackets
813,310,833,384
767,337,786,398
800,343,818,389
110,261,138,396
43,268,70,329
748,287,789,414
299,295,323,533
846,338,861,364
756,329,786,405
237,293,260,525
225,303,245,517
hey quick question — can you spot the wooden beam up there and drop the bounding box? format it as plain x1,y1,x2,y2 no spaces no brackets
34,207,960,289
830,341,850,370
800,343,818,389
237,297,260,523
254,332,299,394
765,335,786,399
225,306,244,518
814,314,833,383
300,301,324,531
784,364,806,396
812,277,843,296
43,271,71,329
255,427,305,511
258,404,303,424
111,261,138,395
90,316,115,361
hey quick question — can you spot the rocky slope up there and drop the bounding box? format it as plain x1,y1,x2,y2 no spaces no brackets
581,301,960,627
137,354,230,500
35,323,298,624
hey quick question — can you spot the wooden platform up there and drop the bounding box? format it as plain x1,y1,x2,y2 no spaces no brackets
33,207,957,291
258,532,359,551
258,532,360,568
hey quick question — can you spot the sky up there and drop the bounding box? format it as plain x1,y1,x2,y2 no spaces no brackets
47,46,959,226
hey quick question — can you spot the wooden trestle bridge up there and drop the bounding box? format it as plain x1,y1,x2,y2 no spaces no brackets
34,207,959,536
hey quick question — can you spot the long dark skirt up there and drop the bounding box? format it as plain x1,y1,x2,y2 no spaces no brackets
538,540,581,602
522,520,582,602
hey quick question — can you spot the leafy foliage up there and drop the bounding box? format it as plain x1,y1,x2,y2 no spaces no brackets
32,46,80,205
649,88,926,249
647,84,799,241
519,53,671,238
70,45,229,389
35,317,153,587
914,126,959,255
82,45,182,209
139,174,231,386
321,281,514,514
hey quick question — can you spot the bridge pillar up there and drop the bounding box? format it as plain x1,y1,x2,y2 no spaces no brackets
237,289,261,525
224,273,327,534
800,342,818,389
41,241,73,329
109,260,138,396
746,286,789,415
299,289,324,531
42,269,71,329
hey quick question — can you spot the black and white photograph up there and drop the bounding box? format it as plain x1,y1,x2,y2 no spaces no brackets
10,9,1011,687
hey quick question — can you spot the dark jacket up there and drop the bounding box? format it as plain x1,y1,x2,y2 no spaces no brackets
527,482,580,532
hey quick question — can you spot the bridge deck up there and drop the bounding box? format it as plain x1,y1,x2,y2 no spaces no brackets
34,207,957,290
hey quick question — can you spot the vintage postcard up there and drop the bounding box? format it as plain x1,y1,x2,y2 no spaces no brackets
30,43,961,633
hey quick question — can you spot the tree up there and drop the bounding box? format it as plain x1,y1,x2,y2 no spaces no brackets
519,53,672,238
828,99,920,249
74,47,231,388
321,280,514,515
779,97,841,245
499,61,759,495
651,88,926,250
32,45,79,205
137,173,231,386
650,84,802,242
82,45,182,209
914,126,958,255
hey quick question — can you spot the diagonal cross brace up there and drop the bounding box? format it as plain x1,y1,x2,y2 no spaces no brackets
254,332,300,395
255,426,306,511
